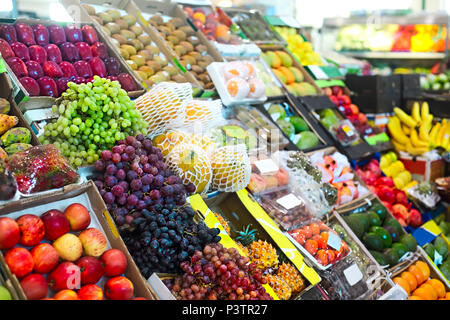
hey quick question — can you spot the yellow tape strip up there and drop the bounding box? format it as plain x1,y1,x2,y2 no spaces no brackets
136,11,149,27
103,210,119,239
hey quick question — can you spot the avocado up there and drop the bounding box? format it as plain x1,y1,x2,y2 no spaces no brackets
289,116,309,133
343,215,365,239
371,203,387,222
441,264,450,280
367,211,381,227
399,234,418,252
370,250,388,266
392,243,408,259
439,221,449,236
434,236,449,257
424,243,435,261
384,225,400,243
353,213,370,232
363,233,384,252
383,218,403,235
369,226,392,248
383,248,400,266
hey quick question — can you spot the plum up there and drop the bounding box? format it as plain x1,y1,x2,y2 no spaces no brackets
44,44,62,64
48,24,66,45
0,24,17,43
10,42,30,61
75,42,93,61
104,57,120,76
37,76,58,97
6,57,28,77
25,61,44,79
89,57,106,77
19,77,40,96
29,45,47,64
74,60,93,78
64,25,83,43
117,73,137,92
32,24,49,46
59,61,77,79
71,76,86,84
55,77,69,95
60,42,80,62
81,25,98,45
15,23,36,46
43,61,63,78
0,39,14,59
91,42,108,60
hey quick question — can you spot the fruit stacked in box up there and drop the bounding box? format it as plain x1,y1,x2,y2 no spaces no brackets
265,100,321,151
247,153,290,195
0,202,144,300
81,4,187,87
423,235,450,282
341,200,418,267
315,108,362,147
260,49,318,97
0,21,137,97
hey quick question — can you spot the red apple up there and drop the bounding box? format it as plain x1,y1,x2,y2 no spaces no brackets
100,249,127,277
78,284,104,300
78,228,107,257
0,217,20,249
20,273,48,300
16,214,45,247
53,289,79,300
48,262,81,291
4,247,34,278
41,209,70,241
76,256,103,284
408,209,423,228
133,297,147,300
64,203,91,231
31,243,60,274
104,276,134,300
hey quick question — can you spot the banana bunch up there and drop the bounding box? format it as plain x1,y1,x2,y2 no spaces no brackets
388,102,450,156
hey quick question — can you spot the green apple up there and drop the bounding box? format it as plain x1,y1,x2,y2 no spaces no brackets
0,286,12,300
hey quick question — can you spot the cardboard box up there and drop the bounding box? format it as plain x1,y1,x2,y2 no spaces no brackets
1,18,145,112
399,153,445,183
0,181,155,299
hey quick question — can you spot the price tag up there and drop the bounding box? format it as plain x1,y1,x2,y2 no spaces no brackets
308,65,329,80
343,263,363,286
254,159,279,175
341,124,354,137
434,250,443,266
327,232,342,251
276,193,302,210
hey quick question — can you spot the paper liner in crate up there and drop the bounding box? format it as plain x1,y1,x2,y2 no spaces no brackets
7,145,80,196
207,61,267,106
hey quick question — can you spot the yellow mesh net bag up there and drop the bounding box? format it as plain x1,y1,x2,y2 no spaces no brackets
166,143,212,194
152,130,217,158
134,82,193,137
210,144,251,192
182,99,223,131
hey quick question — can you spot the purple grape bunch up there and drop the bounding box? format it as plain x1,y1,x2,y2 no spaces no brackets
93,134,196,230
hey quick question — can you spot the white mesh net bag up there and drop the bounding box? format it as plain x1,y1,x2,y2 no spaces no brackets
210,144,251,192
166,143,213,194
134,82,193,138
180,99,224,131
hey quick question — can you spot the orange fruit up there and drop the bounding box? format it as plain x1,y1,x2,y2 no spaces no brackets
409,295,422,300
401,271,418,291
408,265,425,285
419,283,438,300
415,261,430,280
426,279,446,298
445,292,450,300
393,277,410,295
412,287,432,300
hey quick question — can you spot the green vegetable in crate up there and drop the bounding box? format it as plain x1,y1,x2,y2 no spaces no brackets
367,211,381,227
362,233,384,251
352,213,370,232
289,116,309,133
319,109,339,130
434,236,449,257
369,226,392,248
267,104,286,120
343,215,365,239
439,221,450,236
384,225,400,243
399,234,418,252
424,243,435,261
392,243,408,259
383,217,403,236
276,119,295,137
370,250,388,266
0,98,10,114
5,143,32,155
441,264,450,280
295,131,319,150
1,127,31,147
383,248,399,266
371,203,387,222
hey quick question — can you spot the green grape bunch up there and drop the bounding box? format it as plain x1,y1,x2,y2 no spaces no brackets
39,76,148,167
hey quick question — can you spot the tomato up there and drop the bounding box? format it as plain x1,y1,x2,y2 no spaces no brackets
302,226,312,239
309,223,320,235
316,249,328,266
305,239,318,255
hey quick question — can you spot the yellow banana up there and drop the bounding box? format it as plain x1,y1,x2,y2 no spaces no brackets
410,127,429,148
438,119,448,147
419,114,433,141
429,122,441,147
421,101,430,122
388,116,409,144
391,138,407,152
411,101,421,124
406,139,428,155
394,107,417,128
442,124,450,150
401,124,411,135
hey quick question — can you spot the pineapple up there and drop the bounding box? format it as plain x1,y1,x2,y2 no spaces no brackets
265,274,292,300
212,211,231,235
235,225,257,246
247,240,279,269
277,263,305,294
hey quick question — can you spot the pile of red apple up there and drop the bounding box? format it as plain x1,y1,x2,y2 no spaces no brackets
0,22,137,97
355,159,423,228
0,203,145,300
324,86,381,138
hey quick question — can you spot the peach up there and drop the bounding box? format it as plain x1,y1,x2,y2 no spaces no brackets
78,228,107,257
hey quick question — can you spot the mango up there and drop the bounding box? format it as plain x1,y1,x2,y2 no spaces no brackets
0,147,6,160
1,127,31,147
275,51,293,67
266,51,281,68
5,143,32,155
0,98,10,114
289,67,304,82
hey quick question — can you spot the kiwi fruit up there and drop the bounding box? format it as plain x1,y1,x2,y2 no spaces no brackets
130,25,143,36
112,34,128,45
163,66,179,77
174,45,187,56
110,37,120,48
105,22,120,35
164,22,176,32
123,14,137,26
148,20,158,28
172,74,186,83
204,82,215,90
144,45,160,55
120,48,130,60
158,26,172,37
128,39,144,51
150,74,164,83
127,60,138,70
179,26,195,36
195,44,207,54
179,41,194,52
137,34,151,46
201,55,214,64
197,73,210,83
106,9,121,20
98,12,113,24
191,65,203,74
91,15,103,25
158,70,171,81
138,66,155,77
120,29,136,40
172,30,186,41
82,4,96,15
188,51,202,60
197,61,209,69
181,55,196,65
130,55,146,67
167,35,179,45
186,35,200,45
146,61,162,72
137,50,153,61
121,44,137,56
115,19,129,30
168,17,183,28
154,56,168,67
178,60,188,69
101,26,111,37
149,15,164,26
135,70,148,80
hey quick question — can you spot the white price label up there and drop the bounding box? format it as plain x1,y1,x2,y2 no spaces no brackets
343,263,363,286
276,193,302,210
327,232,342,251
254,159,279,175
308,65,328,80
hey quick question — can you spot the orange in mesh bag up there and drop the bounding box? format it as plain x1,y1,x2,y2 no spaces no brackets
210,144,251,192
182,99,223,130
134,82,193,137
166,144,212,194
